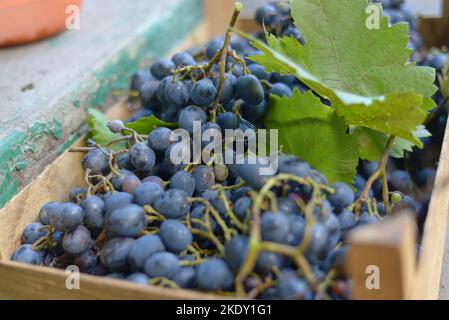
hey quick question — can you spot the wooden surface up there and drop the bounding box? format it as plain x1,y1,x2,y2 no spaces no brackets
346,214,417,300
204,0,235,37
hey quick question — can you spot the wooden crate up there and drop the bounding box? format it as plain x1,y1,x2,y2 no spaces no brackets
1,0,449,300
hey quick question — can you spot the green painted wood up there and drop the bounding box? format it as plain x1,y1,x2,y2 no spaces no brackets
0,0,203,207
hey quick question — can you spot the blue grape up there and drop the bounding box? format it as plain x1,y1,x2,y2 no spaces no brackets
205,39,224,60
170,171,195,196
49,202,84,232
190,205,217,233
129,142,156,172
157,76,172,107
159,219,193,253
147,127,173,152
232,156,275,190
131,70,153,92
192,165,215,194
337,209,357,233
133,182,164,206
248,64,269,80
416,168,436,188
142,175,165,189
101,237,135,272
73,249,97,273
38,202,60,225
144,252,180,279
80,195,105,232
234,197,252,221
390,170,413,194
126,273,149,285
69,187,86,203
316,212,341,250
165,79,189,107
305,223,330,264
48,230,65,255
255,4,277,25
190,78,217,107
121,174,142,195
214,164,229,182
11,244,42,265
62,225,91,255
286,214,305,246
110,169,135,191
276,272,311,300
21,222,47,244
261,212,290,244
153,189,191,219
241,100,268,121
255,251,284,276
270,82,292,97
217,112,240,132
196,258,233,291
139,80,160,108
173,267,196,288
116,153,135,170
172,52,195,67
104,192,133,214
358,211,380,226
105,204,146,238
231,186,251,202
128,234,165,272
278,155,311,178
278,197,300,215
224,235,248,272
283,27,304,44
89,261,108,276
327,183,355,211
178,105,207,134
213,73,236,104
150,59,175,80
235,75,264,106
82,148,109,173
321,246,348,273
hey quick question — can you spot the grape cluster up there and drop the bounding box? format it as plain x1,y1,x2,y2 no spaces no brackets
9,0,447,300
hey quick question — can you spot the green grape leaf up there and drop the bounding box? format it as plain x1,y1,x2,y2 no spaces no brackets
352,125,431,161
240,0,436,146
125,115,177,134
86,109,122,149
265,90,358,184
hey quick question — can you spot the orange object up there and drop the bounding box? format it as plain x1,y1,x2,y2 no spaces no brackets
0,0,82,47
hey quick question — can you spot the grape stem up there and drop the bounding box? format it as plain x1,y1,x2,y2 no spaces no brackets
354,135,395,216
210,3,243,122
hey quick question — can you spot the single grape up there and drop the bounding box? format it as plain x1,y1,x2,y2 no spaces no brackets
116,152,134,171
165,79,189,107
235,74,264,106
147,127,173,152
213,73,236,105
153,189,191,219
196,258,233,291
276,272,312,300
62,225,91,255
283,27,304,44
49,202,84,232
101,237,135,272
121,174,142,195
234,197,252,222
278,155,311,178
143,252,180,279
73,249,97,273
358,211,380,225
248,64,269,80
172,52,196,67
150,58,175,80
11,244,42,265
105,204,146,238
224,235,249,272
231,186,251,202
48,230,64,255
305,223,330,264
129,142,156,172
38,202,60,225
133,182,164,206
192,165,215,194
170,171,196,196
104,192,133,214
391,191,403,204
159,219,193,253
286,214,305,246
205,39,224,60
82,148,109,173
255,4,277,25
142,175,165,189
190,78,217,107
107,119,125,134
217,112,240,132
337,209,357,233
278,197,301,215
232,156,275,190
156,76,172,107
126,273,149,286
131,70,153,92
270,82,292,97
241,100,268,122
69,187,87,203
390,170,413,194
416,168,436,188
128,234,165,272
261,212,290,244
21,222,47,245
178,106,207,134
173,267,196,288
327,183,355,212
80,195,105,231
255,251,284,276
